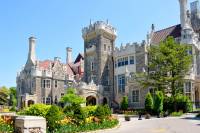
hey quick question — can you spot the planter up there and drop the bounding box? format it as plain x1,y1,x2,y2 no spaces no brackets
124,116,131,121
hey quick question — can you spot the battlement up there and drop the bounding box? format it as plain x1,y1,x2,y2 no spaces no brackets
114,42,142,52
82,21,117,38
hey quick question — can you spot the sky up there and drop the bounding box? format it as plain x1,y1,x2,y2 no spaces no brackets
0,0,195,87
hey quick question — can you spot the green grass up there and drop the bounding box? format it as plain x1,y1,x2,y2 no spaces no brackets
171,111,183,117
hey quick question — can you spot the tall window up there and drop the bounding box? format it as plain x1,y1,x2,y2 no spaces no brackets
124,57,128,65
130,56,134,64
115,61,117,68
91,62,94,71
42,97,45,104
46,97,51,105
104,44,107,51
55,80,58,88
42,79,51,88
185,82,191,93
117,57,129,67
108,46,111,51
132,90,139,103
106,76,110,85
118,74,125,93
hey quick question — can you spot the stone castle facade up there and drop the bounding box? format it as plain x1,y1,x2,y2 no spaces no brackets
17,0,200,109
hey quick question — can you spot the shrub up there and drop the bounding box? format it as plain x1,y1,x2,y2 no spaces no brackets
163,96,174,113
154,91,164,116
82,105,97,117
120,96,128,111
73,104,86,124
145,92,153,113
103,104,112,116
20,104,51,117
174,94,193,113
46,105,62,132
60,88,85,106
95,105,111,120
171,111,183,117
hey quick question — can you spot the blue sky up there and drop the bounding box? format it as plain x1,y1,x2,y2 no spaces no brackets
0,0,193,87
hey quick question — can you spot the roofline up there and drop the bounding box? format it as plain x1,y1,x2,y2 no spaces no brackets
154,24,181,33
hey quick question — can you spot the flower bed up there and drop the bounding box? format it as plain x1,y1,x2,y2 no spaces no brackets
0,116,14,132
19,104,119,133
56,118,119,133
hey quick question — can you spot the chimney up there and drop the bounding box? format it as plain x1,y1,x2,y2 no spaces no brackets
66,47,72,64
179,0,190,29
27,37,36,65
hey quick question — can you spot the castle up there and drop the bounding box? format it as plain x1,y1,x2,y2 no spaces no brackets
17,0,200,109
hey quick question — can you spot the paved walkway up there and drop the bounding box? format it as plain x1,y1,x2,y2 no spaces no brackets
102,114,200,133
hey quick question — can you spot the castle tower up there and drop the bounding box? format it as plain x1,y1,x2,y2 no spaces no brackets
82,21,117,104
26,37,36,67
190,0,200,32
178,0,198,44
179,0,190,29
66,47,72,64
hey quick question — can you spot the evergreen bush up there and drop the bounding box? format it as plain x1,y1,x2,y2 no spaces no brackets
145,92,153,113
120,96,128,111
154,91,164,116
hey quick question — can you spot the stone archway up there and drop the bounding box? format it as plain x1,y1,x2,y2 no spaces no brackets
103,97,108,105
27,100,34,107
86,96,96,106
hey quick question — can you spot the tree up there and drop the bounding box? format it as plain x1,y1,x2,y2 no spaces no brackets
60,88,85,106
0,86,9,105
120,96,128,111
146,37,192,97
9,87,17,107
145,92,154,113
154,91,164,117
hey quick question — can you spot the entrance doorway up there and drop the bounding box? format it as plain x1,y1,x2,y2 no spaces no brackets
27,100,34,107
86,96,96,106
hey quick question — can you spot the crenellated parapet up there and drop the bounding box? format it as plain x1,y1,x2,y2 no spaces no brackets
114,42,145,57
82,21,117,40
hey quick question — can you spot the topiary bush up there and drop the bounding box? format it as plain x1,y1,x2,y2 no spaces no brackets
46,105,62,132
120,96,128,111
145,92,154,113
154,91,164,116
